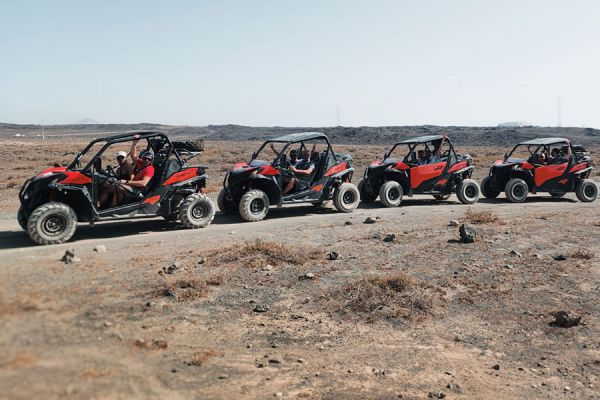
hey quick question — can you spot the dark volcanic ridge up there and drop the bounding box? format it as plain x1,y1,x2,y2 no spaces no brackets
2,122,599,146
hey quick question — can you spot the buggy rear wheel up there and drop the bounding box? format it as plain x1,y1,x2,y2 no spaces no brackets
179,194,215,228
505,178,528,203
358,179,377,203
575,179,597,202
456,179,480,204
17,206,27,231
379,181,403,207
333,183,360,213
481,176,500,199
27,202,78,245
239,189,270,222
218,189,238,214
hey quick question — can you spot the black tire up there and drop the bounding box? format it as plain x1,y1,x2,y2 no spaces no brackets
550,192,566,198
27,202,78,245
239,189,270,222
172,140,204,152
379,181,403,207
575,179,598,202
358,179,377,203
433,194,451,201
333,183,360,213
179,194,215,228
217,189,237,214
481,176,500,199
505,178,528,203
456,179,480,204
17,206,28,231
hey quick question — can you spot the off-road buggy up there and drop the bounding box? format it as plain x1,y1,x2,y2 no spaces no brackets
18,131,215,245
481,138,597,203
218,132,359,221
358,135,479,207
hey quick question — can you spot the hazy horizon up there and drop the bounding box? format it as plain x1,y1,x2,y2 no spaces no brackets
1,1,599,128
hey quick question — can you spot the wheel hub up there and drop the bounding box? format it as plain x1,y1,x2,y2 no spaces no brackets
584,185,595,197
191,204,207,219
250,198,265,214
43,215,66,236
343,191,355,204
388,188,399,201
465,185,476,198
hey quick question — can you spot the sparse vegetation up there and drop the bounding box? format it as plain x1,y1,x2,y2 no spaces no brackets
569,248,595,260
465,208,500,224
208,239,321,269
188,350,219,366
160,271,208,302
328,274,435,320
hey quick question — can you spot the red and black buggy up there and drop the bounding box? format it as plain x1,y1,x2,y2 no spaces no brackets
18,131,215,245
358,135,480,207
481,137,597,202
218,132,359,221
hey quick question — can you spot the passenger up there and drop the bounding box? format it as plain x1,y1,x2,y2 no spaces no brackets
547,148,561,164
283,151,318,195
429,135,447,164
115,151,133,180
416,150,428,165
538,152,547,165
114,137,155,207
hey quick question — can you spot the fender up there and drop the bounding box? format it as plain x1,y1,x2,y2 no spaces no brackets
572,166,593,175
449,165,474,176
170,173,208,187
329,167,354,179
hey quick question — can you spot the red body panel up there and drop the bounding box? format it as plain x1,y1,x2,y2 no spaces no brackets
520,162,534,170
569,162,588,173
435,178,448,187
233,162,249,170
38,166,67,176
143,195,161,205
311,183,324,192
393,161,409,171
163,168,197,186
410,162,447,189
58,171,92,185
324,162,348,177
534,163,567,187
369,161,384,167
447,160,468,173
259,165,279,176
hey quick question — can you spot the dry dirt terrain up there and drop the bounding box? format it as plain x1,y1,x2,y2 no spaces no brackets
1,138,599,399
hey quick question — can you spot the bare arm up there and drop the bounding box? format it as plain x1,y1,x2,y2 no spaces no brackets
289,165,314,175
125,176,151,188
269,143,279,156
435,135,447,157
130,136,140,163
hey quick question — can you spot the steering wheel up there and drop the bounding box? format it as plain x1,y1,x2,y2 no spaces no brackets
105,165,117,179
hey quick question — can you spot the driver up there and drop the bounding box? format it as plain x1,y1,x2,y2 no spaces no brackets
283,151,318,194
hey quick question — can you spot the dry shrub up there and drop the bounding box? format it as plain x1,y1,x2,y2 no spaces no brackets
465,208,500,224
161,271,207,302
569,248,594,260
209,239,321,269
134,339,168,350
188,350,219,366
328,273,434,320
5,353,36,369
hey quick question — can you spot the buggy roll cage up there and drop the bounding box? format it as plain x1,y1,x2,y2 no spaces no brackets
384,139,457,161
67,131,184,171
251,136,336,166
504,141,572,162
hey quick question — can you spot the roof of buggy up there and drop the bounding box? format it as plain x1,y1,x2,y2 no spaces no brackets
269,132,327,143
518,137,569,145
399,135,444,144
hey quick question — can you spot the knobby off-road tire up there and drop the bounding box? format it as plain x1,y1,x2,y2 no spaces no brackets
17,206,28,231
333,183,360,213
239,189,270,222
505,178,528,203
217,189,237,215
27,202,78,245
575,179,598,202
433,194,451,201
379,181,403,207
358,179,377,203
457,179,480,204
179,194,215,228
481,176,500,199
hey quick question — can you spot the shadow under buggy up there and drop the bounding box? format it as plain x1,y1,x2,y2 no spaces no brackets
218,132,359,221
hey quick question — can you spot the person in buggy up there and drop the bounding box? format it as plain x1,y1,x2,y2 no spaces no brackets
98,136,155,208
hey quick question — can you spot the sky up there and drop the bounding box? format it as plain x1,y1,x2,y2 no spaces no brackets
1,0,599,127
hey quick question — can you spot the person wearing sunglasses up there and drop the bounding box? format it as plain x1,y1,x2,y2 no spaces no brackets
115,151,134,181
114,136,156,205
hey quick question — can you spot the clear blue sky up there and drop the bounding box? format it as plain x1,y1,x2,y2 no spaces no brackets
1,0,599,127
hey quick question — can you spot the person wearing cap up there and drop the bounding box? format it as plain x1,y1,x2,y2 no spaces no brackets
115,151,133,181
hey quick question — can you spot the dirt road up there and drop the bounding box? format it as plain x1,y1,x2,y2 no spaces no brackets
1,194,599,399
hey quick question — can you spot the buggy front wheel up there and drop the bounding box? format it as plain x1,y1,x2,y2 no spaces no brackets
179,194,215,228
333,183,360,213
239,189,270,222
27,202,78,245
379,181,403,207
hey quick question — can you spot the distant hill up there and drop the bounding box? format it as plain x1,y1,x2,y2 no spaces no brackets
1,122,598,147
75,118,99,124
